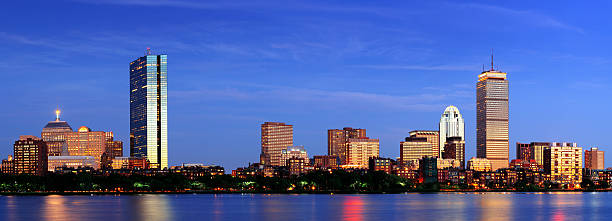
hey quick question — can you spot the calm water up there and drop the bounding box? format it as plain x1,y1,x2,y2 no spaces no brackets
0,192,610,220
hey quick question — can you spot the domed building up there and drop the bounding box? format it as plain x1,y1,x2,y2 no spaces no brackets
41,110,73,156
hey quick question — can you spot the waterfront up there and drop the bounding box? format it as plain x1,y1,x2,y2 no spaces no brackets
1,193,611,220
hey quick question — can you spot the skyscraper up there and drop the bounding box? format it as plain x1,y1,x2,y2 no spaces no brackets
476,57,509,170
130,49,168,169
41,110,72,156
328,127,366,165
439,105,464,156
585,147,605,170
260,122,293,166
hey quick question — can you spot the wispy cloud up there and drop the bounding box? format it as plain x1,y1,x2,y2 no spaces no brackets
350,64,477,71
452,3,584,33
172,83,471,112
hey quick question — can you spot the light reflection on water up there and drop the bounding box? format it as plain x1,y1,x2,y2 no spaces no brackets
0,192,611,220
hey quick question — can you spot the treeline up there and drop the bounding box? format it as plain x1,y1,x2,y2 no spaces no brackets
0,171,415,193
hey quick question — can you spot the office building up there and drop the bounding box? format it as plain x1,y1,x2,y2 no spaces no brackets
130,50,168,169
280,145,308,166
585,147,605,170
328,127,366,165
409,130,440,157
544,142,582,187
41,110,73,156
287,157,308,176
346,137,379,168
476,59,509,170
439,105,464,156
400,137,432,165
442,136,465,169
65,126,106,169
14,136,48,176
516,142,531,161
467,157,492,172
260,122,293,166
48,156,97,172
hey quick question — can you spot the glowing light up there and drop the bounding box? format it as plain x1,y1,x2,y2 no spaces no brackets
55,109,61,121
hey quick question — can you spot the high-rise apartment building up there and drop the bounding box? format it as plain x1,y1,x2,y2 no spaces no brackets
346,137,379,168
328,127,366,165
439,105,464,156
260,122,293,166
544,142,582,187
41,110,73,156
130,49,168,169
442,136,465,169
280,145,308,166
476,59,509,170
409,130,440,157
585,147,605,170
14,135,48,176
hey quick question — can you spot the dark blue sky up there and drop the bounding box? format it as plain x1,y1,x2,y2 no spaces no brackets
2,0,611,170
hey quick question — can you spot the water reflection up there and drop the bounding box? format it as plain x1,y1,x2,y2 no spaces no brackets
478,193,512,221
43,195,72,221
341,196,364,221
131,195,174,221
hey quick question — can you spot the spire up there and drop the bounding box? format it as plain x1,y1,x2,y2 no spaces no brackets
55,109,61,121
490,48,494,71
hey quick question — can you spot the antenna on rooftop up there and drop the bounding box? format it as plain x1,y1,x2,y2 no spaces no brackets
490,48,494,71
146,47,151,55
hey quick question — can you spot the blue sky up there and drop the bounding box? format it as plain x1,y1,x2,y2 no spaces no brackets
1,0,611,170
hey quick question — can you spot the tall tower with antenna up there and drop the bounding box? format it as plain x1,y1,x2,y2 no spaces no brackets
476,51,509,170
130,48,168,169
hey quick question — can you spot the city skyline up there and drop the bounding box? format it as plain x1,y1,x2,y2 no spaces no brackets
3,1,612,171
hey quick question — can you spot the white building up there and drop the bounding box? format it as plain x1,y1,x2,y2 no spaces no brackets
439,105,465,156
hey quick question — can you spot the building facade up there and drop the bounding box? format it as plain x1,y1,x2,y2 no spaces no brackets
48,156,97,172
1,155,14,174
313,155,340,169
409,130,440,158
41,110,73,156
346,137,379,168
585,147,605,170
400,137,432,165
442,136,465,169
280,145,308,166
130,51,168,169
467,157,492,172
260,122,293,166
544,142,582,187
439,105,465,156
328,127,366,165
14,136,48,176
65,126,106,169
476,64,509,170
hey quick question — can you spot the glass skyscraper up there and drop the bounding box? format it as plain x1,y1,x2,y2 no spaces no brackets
130,51,168,169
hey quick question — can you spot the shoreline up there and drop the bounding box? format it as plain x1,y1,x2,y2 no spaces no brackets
0,189,608,196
